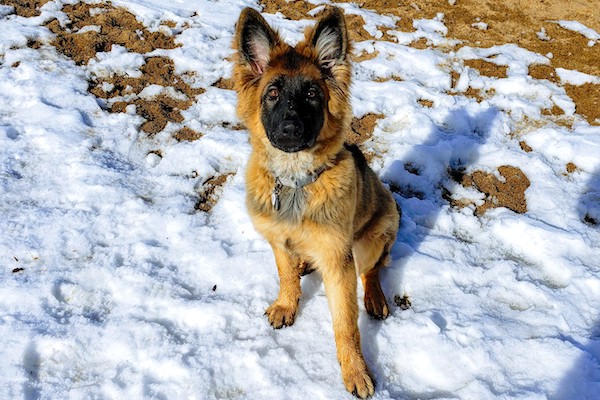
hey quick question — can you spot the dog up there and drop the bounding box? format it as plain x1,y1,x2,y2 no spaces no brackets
232,7,400,398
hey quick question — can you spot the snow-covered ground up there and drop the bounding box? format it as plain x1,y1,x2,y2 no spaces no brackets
1,1,599,399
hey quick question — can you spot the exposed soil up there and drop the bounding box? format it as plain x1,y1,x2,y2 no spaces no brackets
38,2,204,137
452,166,531,216
564,83,600,124
463,59,507,79
46,3,178,64
260,0,316,21
5,0,596,214
529,64,559,83
195,174,234,212
566,162,578,174
418,99,434,107
348,0,599,75
212,77,235,91
394,294,412,310
345,13,375,42
174,127,203,142
0,0,49,17
519,141,533,153
261,0,599,125
89,56,204,135
347,113,384,145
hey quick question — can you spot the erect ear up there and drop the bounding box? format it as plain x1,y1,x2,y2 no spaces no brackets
309,7,349,70
235,8,281,75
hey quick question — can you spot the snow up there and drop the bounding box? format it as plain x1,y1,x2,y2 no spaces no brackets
554,20,600,46
1,1,600,399
556,67,600,85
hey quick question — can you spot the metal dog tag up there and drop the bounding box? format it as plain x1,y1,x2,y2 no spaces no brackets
271,181,282,211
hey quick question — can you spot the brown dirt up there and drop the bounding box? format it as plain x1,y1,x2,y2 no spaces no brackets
261,0,599,124
565,162,578,174
394,294,412,310
519,141,533,153
456,166,531,215
43,2,204,137
47,3,178,65
195,173,234,212
212,77,235,90
541,104,565,117
351,0,600,76
564,83,600,124
259,0,375,42
91,56,200,97
260,0,315,21
89,56,204,135
137,96,186,134
175,127,203,142
345,13,374,42
464,87,485,102
450,70,492,101
529,64,559,83
463,59,507,79
0,0,49,17
347,113,384,145
353,49,380,62
379,0,600,125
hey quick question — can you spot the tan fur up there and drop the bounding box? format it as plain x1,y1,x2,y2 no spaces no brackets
233,7,400,398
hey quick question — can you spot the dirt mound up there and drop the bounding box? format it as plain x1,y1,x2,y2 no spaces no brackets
1,0,49,17
463,59,507,79
88,55,204,135
41,2,204,138
564,83,600,125
450,166,530,216
46,2,177,64
259,0,373,42
347,113,383,145
195,174,234,212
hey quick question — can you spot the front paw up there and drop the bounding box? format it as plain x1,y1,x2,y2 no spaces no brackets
264,302,297,329
342,363,375,399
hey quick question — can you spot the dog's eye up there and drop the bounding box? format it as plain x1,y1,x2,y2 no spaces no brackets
306,88,317,99
267,87,279,100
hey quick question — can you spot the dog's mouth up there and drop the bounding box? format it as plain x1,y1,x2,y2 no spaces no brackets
267,120,316,153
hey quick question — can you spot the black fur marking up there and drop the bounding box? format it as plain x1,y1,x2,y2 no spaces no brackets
344,143,368,176
281,50,305,71
238,9,278,72
261,75,325,153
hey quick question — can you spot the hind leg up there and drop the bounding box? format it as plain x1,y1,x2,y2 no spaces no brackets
354,218,397,319
362,251,391,319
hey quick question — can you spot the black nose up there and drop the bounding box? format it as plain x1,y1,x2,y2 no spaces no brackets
281,120,303,137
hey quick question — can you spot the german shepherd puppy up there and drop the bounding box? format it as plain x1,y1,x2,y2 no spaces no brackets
233,7,400,398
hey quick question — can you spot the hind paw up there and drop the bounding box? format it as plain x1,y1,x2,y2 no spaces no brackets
364,292,389,320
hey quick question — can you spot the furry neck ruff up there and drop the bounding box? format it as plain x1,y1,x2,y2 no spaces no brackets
270,163,328,211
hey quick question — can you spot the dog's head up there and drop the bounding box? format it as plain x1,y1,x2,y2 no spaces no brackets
233,7,351,154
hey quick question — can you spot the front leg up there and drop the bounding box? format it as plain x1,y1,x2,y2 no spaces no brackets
321,250,374,399
265,243,302,328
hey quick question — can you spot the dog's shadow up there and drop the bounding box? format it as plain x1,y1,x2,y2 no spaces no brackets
382,106,498,293
361,105,499,380
299,271,323,307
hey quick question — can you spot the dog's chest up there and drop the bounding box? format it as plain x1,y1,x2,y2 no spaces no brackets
272,185,307,221
267,150,316,221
